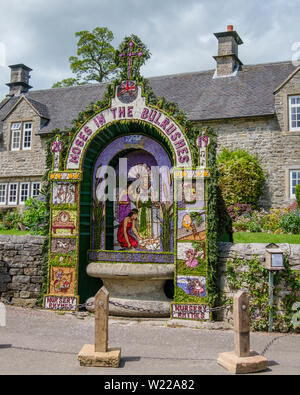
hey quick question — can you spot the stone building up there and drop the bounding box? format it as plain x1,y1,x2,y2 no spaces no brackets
0,26,299,210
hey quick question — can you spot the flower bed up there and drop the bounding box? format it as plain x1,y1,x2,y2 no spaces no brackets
228,202,300,235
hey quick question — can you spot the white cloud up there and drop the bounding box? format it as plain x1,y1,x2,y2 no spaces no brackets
0,0,300,98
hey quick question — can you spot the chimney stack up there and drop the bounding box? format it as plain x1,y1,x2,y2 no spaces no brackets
213,25,243,77
6,64,32,96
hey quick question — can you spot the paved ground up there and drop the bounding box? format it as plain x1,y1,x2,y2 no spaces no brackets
0,306,299,375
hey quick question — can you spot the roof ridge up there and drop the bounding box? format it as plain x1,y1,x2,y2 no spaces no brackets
28,60,295,94
147,69,215,80
242,60,294,68
29,81,107,94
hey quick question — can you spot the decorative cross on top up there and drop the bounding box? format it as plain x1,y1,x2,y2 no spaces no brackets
119,41,143,80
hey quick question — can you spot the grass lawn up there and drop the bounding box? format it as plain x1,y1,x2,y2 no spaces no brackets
0,229,30,236
233,232,300,244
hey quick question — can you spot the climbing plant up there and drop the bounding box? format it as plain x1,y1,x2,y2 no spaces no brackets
224,255,300,332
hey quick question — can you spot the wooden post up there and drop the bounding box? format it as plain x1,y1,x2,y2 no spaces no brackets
217,290,268,374
234,290,250,357
78,286,121,367
95,286,109,353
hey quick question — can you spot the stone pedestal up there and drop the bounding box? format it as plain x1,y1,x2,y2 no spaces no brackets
217,351,268,374
86,263,174,317
78,344,121,368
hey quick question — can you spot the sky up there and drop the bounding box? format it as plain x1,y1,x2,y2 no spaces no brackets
0,0,299,98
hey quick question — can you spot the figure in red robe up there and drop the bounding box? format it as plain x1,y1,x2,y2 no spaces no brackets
117,209,142,250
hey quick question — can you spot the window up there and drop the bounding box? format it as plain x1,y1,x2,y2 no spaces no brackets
20,183,30,204
31,182,41,198
289,96,300,131
10,121,32,151
11,123,21,150
0,184,7,205
22,122,32,149
290,170,300,199
8,184,18,205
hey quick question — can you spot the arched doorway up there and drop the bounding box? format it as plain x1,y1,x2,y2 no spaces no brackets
78,125,175,303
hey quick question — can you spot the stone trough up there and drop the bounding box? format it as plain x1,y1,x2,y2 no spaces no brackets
86,262,174,317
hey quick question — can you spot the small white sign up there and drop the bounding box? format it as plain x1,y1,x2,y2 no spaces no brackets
272,254,283,268
172,303,210,320
44,296,78,311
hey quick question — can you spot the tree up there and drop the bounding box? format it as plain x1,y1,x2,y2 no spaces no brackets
52,78,85,89
52,27,117,88
115,34,151,81
217,148,265,209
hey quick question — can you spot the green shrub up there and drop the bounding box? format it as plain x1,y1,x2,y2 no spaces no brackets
295,183,300,207
22,198,48,235
217,148,265,209
279,210,300,234
3,210,22,230
248,220,261,233
260,209,282,233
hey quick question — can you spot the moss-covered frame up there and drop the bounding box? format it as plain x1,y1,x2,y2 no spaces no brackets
43,74,219,318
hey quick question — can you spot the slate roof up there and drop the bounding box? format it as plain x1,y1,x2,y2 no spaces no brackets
0,60,297,136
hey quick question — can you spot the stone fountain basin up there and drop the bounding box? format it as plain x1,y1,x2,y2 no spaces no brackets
86,262,174,317
87,262,174,279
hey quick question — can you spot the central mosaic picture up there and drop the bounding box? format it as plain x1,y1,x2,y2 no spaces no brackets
92,136,173,252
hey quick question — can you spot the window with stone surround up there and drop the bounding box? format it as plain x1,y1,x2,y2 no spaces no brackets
11,122,21,150
289,96,300,131
22,122,32,150
8,183,18,205
31,182,41,198
20,183,30,204
290,170,300,199
10,121,32,151
0,184,7,205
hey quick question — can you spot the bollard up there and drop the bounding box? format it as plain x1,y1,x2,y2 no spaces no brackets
217,291,268,374
78,286,121,368
95,286,109,353
234,291,250,357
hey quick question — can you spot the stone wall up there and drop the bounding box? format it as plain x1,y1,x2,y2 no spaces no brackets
0,235,45,306
217,242,300,323
196,115,300,209
1,235,299,321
